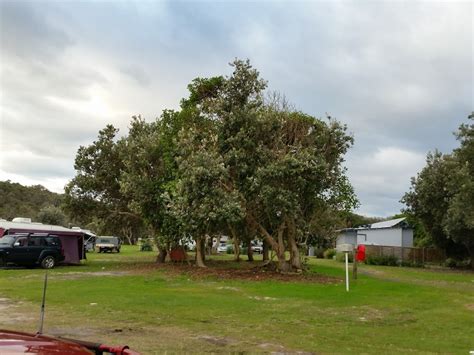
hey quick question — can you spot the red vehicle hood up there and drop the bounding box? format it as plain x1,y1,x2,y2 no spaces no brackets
0,329,93,354
0,330,140,354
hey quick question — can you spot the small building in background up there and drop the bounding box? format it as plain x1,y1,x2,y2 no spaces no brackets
336,217,413,251
0,218,88,264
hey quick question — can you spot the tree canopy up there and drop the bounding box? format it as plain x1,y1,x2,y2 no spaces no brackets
403,113,474,267
65,59,358,270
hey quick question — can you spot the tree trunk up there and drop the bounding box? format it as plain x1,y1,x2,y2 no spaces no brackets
275,221,290,271
262,239,269,261
288,233,302,270
212,236,221,255
278,258,291,272
205,236,212,256
288,219,302,270
247,241,254,262
195,237,206,267
228,224,241,261
156,248,167,263
233,238,241,261
255,220,289,271
467,244,474,270
200,238,206,262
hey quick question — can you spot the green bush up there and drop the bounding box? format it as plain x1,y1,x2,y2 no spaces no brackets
398,260,424,268
444,258,457,268
226,245,233,254
365,255,398,266
336,252,353,263
444,258,471,269
140,239,153,252
323,248,336,259
314,248,325,258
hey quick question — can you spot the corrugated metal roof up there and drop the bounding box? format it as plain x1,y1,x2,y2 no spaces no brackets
370,217,406,229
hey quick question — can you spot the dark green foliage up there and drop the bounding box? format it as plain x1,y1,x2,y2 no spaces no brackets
444,257,471,269
140,239,154,252
391,212,430,247
336,252,353,263
398,260,424,268
313,248,325,258
323,248,336,259
402,114,474,267
64,124,145,243
444,258,457,268
0,180,63,222
64,58,358,267
365,255,398,266
337,211,381,228
37,205,67,226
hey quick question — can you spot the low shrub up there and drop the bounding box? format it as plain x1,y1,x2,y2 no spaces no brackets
398,260,424,268
324,248,336,259
226,245,233,254
365,255,398,266
445,258,471,269
336,252,353,263
140,239,154,252
314,248,325,258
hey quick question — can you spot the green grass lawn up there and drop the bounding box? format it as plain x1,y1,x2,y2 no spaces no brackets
1,246,473,354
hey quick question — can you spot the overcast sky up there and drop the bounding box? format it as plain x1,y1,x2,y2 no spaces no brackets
0,0,472,217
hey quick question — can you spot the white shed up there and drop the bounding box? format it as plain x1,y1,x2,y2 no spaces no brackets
336,217,413,251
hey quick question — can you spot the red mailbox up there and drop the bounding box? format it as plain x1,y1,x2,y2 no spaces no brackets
356,244,366,262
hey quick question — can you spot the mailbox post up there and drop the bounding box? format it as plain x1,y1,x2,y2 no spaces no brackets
338,243,353,292
344,251,349,291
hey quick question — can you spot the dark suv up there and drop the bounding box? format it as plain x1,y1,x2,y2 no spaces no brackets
0,233,65,269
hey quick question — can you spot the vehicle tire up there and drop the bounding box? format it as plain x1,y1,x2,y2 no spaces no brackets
41,256,55,269
0,255,6,267
117,248,120,253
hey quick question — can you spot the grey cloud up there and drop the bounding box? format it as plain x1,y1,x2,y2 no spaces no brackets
0,1,73,63
120,66,151,87
0,148,74,178
0,0,472,215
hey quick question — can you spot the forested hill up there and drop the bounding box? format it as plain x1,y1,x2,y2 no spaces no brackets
0,180,63,221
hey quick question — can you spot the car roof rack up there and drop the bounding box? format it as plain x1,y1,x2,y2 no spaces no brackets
8,232,59,237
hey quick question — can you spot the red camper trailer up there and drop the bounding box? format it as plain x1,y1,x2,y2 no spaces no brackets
0,218,86,264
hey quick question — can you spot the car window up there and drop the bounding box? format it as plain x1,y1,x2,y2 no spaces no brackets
0,236,15,246
15,237,28,247
45,237,60,246
28,237,44,247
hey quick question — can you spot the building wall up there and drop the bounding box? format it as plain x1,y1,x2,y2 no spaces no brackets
356,228,403,247
337,227,415,248
402,228,414,247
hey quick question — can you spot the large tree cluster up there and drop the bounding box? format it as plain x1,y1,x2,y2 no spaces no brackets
65,60,357,271
403,113,474,268
0,181,65,225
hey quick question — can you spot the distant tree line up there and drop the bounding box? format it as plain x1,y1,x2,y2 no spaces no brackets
0,181,67,226
402,113,474,268
64,59,358,271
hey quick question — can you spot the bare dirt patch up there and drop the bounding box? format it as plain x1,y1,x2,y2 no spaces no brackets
196,335,238,346
0,297,34,325
154,261,340,283
465,304,474,311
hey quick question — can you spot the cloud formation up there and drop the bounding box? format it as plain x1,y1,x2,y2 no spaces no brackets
0,0,472,217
